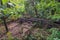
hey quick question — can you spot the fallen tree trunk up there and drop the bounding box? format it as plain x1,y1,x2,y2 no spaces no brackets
18,17,60,29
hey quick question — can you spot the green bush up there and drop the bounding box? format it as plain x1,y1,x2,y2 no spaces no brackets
47,28,60,40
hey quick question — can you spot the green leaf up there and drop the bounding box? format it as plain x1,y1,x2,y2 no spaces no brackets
2,0,8,5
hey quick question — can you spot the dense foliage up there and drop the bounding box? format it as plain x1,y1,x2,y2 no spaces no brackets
0,0,60,21
0,0,60,40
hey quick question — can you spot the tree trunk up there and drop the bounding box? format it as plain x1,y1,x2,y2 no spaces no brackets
3,17,8,33
31,0,39,18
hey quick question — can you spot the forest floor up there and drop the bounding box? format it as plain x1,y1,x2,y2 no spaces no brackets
0,21,33,40
0,19,59,40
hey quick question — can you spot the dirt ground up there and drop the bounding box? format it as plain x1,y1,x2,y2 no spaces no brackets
0,21,33,40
